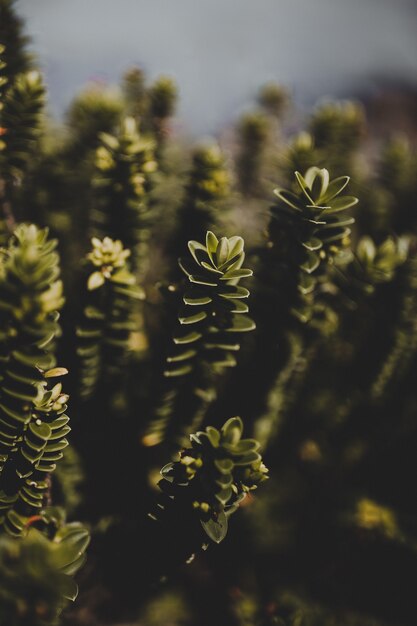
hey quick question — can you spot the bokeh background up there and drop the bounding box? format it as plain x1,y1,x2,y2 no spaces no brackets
17,0,417,133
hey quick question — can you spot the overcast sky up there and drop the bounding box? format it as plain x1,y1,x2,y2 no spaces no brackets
18,0,417,134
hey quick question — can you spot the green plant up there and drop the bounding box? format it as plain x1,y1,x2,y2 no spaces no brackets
0,70,45,183
2,3,417,625
173,144,230,257
270,166,357,324
145,231,255,445
236,111,271,197
76,236,143,399
0,509,89,626
91,116,157,275
151,416,268,546
0,225,89,624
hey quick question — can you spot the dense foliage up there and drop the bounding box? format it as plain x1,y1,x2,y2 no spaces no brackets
1,1,417,625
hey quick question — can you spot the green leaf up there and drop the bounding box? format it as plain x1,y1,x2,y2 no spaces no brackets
300,251,320,274
273,188,302,211
298,273,315,295
164,364,193,377
302,237,323,251
189,274,218,287
183,293,212,306
221,268,253,280
224,315,256,332
201,512,228,544
206,231,219,262
173,330,202,344
216,237,230,266
200,261,223,274
206,426,221,447
218,285,250,299
188,240,207,265
295,170,315,203
214,458,234,473
222,417,243,445
167,349,197,363
59,575,79,601
87,271,105,290
234,450,261,465
227,236,244,259
324,195,358,212
215,486,233,505
179,310,207,325
321,175,350,202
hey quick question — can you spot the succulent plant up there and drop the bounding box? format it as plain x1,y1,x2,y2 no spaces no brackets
86,236,134,291
152,417,268,544
173,144,230,255
144,232,256,446
91,116,157,275
148,75,177,123
0,508,89,626
0,69,45,181
270,166,357,323
353,235,409,292
165,231,255,377
0,225,63,478
77,237,143,399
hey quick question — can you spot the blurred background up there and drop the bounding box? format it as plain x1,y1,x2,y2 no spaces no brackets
17,0,417,134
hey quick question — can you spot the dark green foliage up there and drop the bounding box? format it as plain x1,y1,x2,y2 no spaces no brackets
347,235,409,295
0,509,89,626
175,144,230,254
0,0,32,88
90,117,157,274
370,253,417,399
0,45,7,109
122,66,147,121
148,75,177,128
166,231,255,377
122,69,177,151
0,379,71,537
66,85,123,154
0,225,63,479
151,416,268,545
309,101,365,175
236,111,271,197
282,132,318,184
76,237,143,400
378,137,417,232
270,166,357,324
144,232,255,446
258,81,289,118
186,146,230,205
0,69,45,181
0,224,89,623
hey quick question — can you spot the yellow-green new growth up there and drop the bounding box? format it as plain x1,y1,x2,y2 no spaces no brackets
356,236,409,286
77,237,143,400
166,231,255,377
271,166,358,323
87,237,134,291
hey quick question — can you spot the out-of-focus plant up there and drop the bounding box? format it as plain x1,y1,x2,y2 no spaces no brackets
91,116,157,275
76,236,144,400
150,416,268,550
